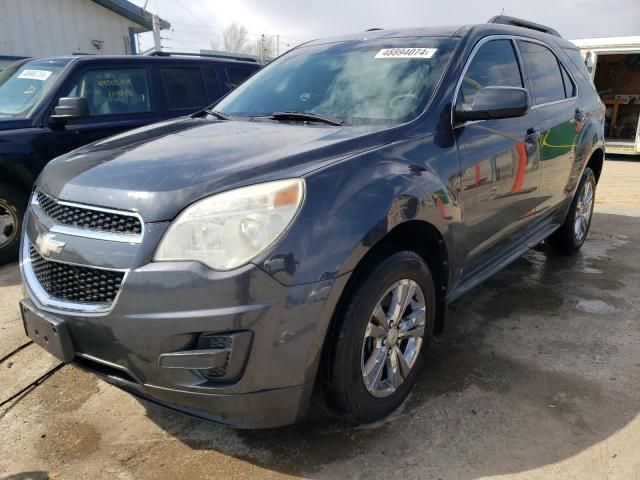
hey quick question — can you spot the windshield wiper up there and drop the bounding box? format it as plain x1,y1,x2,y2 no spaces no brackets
269,111,343,126
203,109,231,121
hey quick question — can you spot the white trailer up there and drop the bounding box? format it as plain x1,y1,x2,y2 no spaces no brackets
572,36,640,155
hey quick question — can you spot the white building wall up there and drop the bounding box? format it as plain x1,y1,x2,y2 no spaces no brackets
0,0,142,57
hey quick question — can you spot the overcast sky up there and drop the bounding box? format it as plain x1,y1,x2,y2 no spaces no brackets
131,0,640,53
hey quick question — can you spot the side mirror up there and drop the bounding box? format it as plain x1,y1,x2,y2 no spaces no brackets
455,86,530,123
50,97,89,124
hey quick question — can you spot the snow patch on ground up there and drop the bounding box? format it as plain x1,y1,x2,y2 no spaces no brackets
574,298,619,314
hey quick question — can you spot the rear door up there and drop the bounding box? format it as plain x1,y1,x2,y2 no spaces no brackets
454,37,542,280
517,40,580,217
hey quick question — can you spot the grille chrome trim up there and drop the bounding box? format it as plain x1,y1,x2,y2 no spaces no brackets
32,191,144,244
21,239,129,315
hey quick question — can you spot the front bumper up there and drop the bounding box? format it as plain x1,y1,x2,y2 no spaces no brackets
20,208,336,428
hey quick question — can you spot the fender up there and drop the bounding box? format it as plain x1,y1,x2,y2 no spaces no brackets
0,129,47,191
258,135,458,287
255,136,459,386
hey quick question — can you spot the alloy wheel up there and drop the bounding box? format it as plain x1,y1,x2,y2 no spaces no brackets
0,199,18,249
360,279,426,398
574,181,594,243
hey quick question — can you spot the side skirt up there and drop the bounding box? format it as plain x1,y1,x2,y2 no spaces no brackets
446,217,562,304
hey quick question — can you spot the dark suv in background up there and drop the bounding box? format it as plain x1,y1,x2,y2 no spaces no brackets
0,53,260,263
20,16,605,428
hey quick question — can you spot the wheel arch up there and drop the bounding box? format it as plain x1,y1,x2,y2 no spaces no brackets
315,219,451,396
586,147,604,183
0,156,38,194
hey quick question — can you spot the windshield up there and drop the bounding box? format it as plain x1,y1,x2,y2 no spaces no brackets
0,58,71,118
215,36,459,126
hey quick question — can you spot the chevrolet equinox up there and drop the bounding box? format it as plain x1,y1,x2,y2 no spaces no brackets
20,16,605,428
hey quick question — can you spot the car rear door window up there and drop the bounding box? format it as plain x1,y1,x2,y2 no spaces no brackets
225,68,255,89
518,41,567,105
161,67,207,110
65,68,151,115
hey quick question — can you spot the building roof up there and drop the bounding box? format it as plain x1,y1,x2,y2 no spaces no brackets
91,0,170,31
571,36,640,52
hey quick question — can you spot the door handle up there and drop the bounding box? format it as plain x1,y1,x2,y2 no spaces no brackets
525,128,540,143
574,109,587,122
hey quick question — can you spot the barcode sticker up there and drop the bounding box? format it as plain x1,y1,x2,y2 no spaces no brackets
375,48,438,59
18,69,52,81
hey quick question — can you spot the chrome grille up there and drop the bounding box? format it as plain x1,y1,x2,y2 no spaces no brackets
36,191,142,235
29,246,124,304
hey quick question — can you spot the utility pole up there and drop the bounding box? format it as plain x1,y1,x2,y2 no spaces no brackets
152,14,162,53
276,34,280,57
260,34,264,63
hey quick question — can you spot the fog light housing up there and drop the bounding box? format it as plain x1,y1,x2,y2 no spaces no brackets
158,331,253,383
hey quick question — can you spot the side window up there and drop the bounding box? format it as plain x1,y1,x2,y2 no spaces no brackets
518,41,566,104
64,68,151,116
203,69,222,102
459,39,523,105
225,68,255,89
560,63,576,98
160,67,207,110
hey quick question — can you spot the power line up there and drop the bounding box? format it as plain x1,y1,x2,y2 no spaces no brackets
155,0,308,43
172,0,212,28
135,0,307,53
168,21,307,43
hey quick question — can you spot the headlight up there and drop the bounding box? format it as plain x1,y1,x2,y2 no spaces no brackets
154,179,305,270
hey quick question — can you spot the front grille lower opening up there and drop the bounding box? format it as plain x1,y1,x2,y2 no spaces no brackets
30,246,124,305
75,356,139,384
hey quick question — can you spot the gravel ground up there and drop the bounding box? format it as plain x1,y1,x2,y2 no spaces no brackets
1,159,639,480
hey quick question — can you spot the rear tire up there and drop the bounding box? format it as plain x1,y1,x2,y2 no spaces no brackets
0,183,26,265
546,167,596,254
326,250,435,424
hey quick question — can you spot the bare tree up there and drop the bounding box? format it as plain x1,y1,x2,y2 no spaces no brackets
209,37,219,51
223,22,249,53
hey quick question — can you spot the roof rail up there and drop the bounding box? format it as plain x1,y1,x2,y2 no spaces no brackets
143,50,260,63
488,15,561,37
365,28,383,31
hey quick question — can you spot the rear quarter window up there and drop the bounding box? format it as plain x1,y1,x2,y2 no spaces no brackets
562,47,597,88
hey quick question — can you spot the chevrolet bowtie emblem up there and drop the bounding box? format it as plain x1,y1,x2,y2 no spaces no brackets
35,232,66,257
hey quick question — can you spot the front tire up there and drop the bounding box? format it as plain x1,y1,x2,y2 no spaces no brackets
0,183,26,265
547,167,596,254
326,250,435,424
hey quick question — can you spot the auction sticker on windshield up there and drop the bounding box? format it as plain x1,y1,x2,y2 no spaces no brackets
17,69,52,81
375,48,437,59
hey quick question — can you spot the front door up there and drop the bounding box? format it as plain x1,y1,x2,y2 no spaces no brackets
454,38,541,280
40,65,158,161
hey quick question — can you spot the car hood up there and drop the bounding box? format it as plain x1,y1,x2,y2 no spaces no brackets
38,117,397,222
